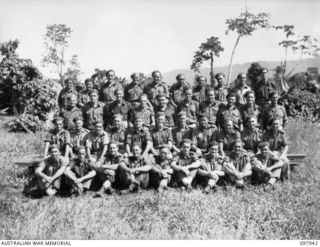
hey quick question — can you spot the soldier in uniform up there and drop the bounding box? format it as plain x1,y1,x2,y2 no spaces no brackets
176,87,199,128
169,73,190,106
171,111,193,153
125,112,153,158
222,140,252,188
192,75,208,103
118,143,152,192
58,78,77,109
69,117,89,155
35,144,68,196
171,139,202,190
254,68,277,108
199,87,220,127
44,116,70,158
78,78,94,109
251,142,284,186
108,114,126,154
191,113,217,155
128,94,155,128
240,90,262,128
103,88,132,129
143,70,169,107
58,93,83,131
195,142,225,193
82,89,105,131
216,93,243,132
154,93,176,129
124,72,145,108
214,73,228,104
231,72,251,107
241,116,262,156
64,146,96,195
261,91,287,131
83,120,109,163
150,146,174,192
99,69,123,106
150,112,173,156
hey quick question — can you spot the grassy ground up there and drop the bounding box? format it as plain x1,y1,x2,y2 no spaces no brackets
0,117,320,239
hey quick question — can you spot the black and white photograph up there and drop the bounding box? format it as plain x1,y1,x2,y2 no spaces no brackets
0,0,319,241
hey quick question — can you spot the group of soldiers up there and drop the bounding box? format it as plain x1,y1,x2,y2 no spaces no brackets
35,68,289,197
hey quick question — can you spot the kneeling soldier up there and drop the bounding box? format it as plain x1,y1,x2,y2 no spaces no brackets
251,142,284,186
222,140,252,188
150,146,174,192
64,146,96,195
118,143,152,193
35,144,68,196
196,142,225,193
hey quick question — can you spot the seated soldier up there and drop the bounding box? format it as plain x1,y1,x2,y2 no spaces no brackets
176,87,199,128
64,146,96,196
129,94,155,128
150,145,174,192
125,112,153,159
154,93,176,129
262,119,289,179
108,114,126,154
69,117,89,156
191,112,217,155
118,143,153,193
150,112,173,156
94,142,123,197
240,90,261,128
199,87,220,127
35,144,68,196
171,139,202,191
251,142,284,186
195,142,225,193
222,140,252,188
83,120,109,163
59,93,83,131
44,116,70,158
171,111,193,153
241,116,262,156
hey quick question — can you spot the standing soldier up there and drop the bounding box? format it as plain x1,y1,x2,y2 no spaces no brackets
193,75,208,103
216,93,243,132
176,87,199,128
199,87,220,127
103,88,132,129
108,114,127,154
214,73,228,104
169,73,190,106
241,117,262,156
240,90,262,128
129,94,155,128
59,94,83,131
44,116,70,158
124,72,145,108
82,89,105,131
58,78,77,109
261,91,287,131
78,78,94,109
83,120,109,163
222,140,252,188
143,70,169,107
64,146,96,195
254,68,277,108
171,111,193,153
69,117,89,155
35,144,68,196
231,72,251,107
154,93,176,129
99,69,123,106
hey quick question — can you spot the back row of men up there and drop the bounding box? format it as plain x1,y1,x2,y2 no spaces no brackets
35,68,288,196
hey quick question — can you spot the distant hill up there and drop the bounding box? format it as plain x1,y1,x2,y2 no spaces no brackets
162,58,320,85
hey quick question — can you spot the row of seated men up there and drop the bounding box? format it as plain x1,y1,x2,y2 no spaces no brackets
35,111,289,197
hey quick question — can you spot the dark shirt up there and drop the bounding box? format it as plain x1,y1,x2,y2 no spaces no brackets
199,100,220,124
59,106,83,131
216,104,242,130
103,100,132,126
254,79,277,106
154,103,176,128
99,82,123,105
58,88,77,109
124,82,144,103
143,82,168,106
169,82,189,105
150,127,173,149
82,101,105,130
241,127,262,154
176,100,199,124
172,126,193,148
70,157,94,177
44,129,70,154
125,127,152,150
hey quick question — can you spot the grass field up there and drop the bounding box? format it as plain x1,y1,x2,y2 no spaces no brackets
0,117,320,240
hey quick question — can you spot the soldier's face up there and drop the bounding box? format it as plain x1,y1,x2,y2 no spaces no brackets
209,145,219,155
115,91,123,101
156,116,165,127
225,121,233,132
158,97,167,106
114,118,122,128
227,96,236,105
94,124,103,134
234,143,242,154
271,94,279,104
69,97,77,107
199,118,207,127
86,81,93,90
217,76,224,85
181,143,191,155
190,152,197,161
153,72,161,83
65,81,72,89
78,150,86,161
261,69,268,80
178,116,186,125
260,146,269,157
248,118,256,129
55,121,63,131
178,76,185,84
140,97,148,107
198,77,206,86
75,120,83,130
185,90,192,100
207,91,215,102
132,146,141,157
109,144,118,155
246,93,255,104
90,93,98,103
160,148,169,160
134,119,143,128
107,71,115,81
272,121,280,132
50,148,60,160
132,75,139,83
238,74,246,84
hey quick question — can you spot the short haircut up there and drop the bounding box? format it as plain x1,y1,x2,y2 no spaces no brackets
89,89,99,96
85,78,93,84
215,73,225,79
152,70,161,77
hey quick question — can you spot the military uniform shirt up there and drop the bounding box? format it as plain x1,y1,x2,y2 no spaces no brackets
143,82,169,106
228,151,251,173
82,101,105,130
99,82,123,105
154,103,176,128
176,100,199,124
192,126,217,151
203,154,223,172
83,131,110,155
124,82,144,104
122,156,147,169
125,127,152,150
199,101,220,124
261,104,287,130
216,104,242,130
129,106,154,127
70,128,90,151
103,100,132,126
262,130,288,152
241,127,262,154
169,83,189,105
58,88,77,109
172,126,193,148
240,104,261,127
214,130,241,153
44,129,70,154
150,127,173,149
39,155,68,176
69,157,94,178
59,106,83,130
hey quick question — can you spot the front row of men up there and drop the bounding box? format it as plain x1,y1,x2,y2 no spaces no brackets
35,127,288,197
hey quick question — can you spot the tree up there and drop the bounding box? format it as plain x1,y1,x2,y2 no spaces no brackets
63,54,84,91
191,36,224,85
41,24,72,83
225,10,270,87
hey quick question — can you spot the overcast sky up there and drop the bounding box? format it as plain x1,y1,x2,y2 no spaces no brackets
0,0,319,80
